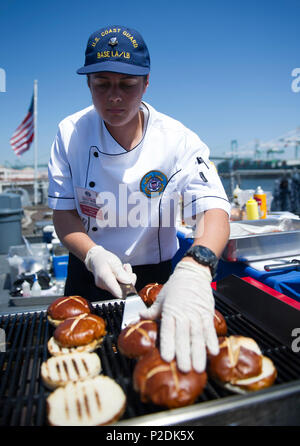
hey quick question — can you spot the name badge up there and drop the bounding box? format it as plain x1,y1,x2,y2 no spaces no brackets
76,187,102,219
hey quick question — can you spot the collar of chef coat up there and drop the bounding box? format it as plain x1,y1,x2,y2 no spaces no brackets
97,102,150,156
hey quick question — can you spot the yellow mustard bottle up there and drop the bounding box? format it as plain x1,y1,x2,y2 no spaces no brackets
246,198,259,220
254,186,267,219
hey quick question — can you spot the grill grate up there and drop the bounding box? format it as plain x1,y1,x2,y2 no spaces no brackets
1,292,300,426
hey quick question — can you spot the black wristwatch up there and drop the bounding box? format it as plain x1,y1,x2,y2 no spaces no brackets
183,245,219,277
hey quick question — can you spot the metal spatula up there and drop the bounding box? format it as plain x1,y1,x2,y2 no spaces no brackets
119,283,148,329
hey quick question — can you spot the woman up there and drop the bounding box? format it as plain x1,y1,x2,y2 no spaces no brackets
48,25,231,373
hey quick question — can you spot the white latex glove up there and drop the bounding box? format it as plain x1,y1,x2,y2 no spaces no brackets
139,260,219,373
84,246,137,299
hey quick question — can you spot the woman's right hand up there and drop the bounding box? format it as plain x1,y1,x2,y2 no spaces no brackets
84,245,136,299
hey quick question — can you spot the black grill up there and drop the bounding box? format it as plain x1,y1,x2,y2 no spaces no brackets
1,276,300,426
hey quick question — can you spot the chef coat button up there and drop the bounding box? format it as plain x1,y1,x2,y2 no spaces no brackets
89,181,95,187
92,227,98,232
94,151,99,157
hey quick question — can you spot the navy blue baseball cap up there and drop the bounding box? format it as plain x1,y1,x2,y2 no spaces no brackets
77,25,150,76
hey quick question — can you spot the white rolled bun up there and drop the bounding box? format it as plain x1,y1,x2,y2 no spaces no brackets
41,352,102,389
47,336,102,356
47,375,126,426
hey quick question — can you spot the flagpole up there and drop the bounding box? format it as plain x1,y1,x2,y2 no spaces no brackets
33,79,38,206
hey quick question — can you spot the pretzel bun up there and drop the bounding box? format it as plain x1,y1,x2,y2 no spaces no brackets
47,296,92,326
47,336,101,356
133,348,207,409
226,356,277,393
117,320,158,358
53,313,106,348
41,352,101,389
208,335,277,393
47,375,126,426
208,336,263,383
139,283,163,307
214,309,227,336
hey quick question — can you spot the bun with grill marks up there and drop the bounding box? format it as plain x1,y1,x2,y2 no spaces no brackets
41,352,101,389
47,336,100,356
46,375,126,426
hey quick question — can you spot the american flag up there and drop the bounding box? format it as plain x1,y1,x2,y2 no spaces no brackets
10,95,34,156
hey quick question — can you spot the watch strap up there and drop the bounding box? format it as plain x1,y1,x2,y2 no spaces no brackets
183,245,219,277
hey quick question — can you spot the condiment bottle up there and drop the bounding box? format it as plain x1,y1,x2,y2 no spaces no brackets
233,184,242,205
254,186,267,219
230,184,243,221
22,281,31,297
246,198,259,220
31,276,42,297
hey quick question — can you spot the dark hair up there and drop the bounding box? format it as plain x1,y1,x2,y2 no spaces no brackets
87,73,148,80
87,73,149,86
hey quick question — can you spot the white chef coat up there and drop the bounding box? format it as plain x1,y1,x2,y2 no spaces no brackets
48,102,231,266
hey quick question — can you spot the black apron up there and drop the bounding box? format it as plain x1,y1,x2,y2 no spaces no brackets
64,252,173,302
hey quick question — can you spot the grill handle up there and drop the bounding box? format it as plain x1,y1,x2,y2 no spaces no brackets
264,259,300,272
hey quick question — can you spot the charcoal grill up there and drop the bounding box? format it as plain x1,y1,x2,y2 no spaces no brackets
1,275,300,426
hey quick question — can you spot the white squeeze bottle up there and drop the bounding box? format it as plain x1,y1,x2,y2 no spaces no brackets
31,276,42,297
22,281,31,297
233,184,242,205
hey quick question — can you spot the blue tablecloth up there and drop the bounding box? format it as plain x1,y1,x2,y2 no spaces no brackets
173,231,300,303
172,231,194,269
241,265,300,302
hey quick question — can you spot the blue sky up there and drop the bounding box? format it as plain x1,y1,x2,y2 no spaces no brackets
0,0,299,166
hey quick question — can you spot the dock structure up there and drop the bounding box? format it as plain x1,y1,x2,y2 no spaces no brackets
0,165,48,206
219,168,299,178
